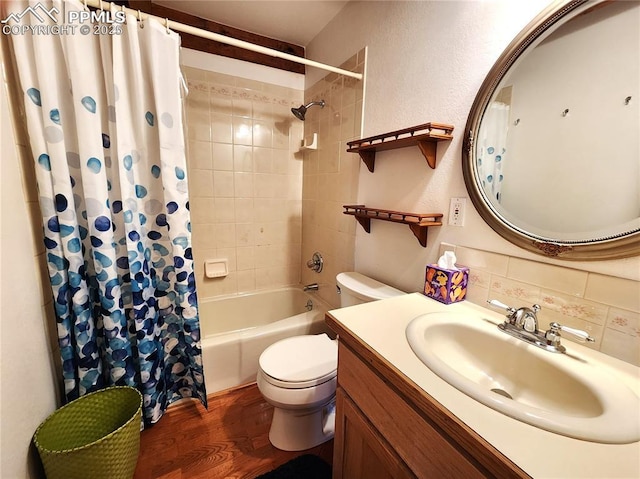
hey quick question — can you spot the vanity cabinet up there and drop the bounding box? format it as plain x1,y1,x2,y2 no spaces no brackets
327,314,529,479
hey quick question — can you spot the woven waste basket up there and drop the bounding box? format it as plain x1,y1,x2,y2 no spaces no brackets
33,386,143,479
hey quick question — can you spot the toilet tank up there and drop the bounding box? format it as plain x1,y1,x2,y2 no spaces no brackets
336,272,405,307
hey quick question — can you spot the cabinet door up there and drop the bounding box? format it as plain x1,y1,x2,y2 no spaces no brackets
333,388,416,479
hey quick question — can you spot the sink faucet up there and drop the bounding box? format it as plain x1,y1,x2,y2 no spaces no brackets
487,299,595,353
304,283,319,292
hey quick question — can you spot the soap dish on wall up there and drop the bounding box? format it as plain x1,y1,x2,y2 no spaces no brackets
300,133,318,150
205,259,228,278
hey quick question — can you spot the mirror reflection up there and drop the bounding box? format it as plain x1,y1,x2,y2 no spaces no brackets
472,0,639,247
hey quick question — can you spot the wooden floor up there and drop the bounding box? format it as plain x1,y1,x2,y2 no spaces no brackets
133,383,334,479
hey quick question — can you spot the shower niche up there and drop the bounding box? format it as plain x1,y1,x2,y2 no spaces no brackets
346,122,454,171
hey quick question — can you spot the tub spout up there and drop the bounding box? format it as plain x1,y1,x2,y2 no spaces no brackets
304,283,319,292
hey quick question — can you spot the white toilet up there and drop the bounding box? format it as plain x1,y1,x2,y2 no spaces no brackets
256,272,405,451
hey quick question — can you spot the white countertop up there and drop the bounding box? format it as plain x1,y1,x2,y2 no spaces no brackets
328,293,640,479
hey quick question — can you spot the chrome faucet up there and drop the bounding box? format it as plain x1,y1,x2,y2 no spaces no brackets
304,283,319,292
487,299,595,353
306,252,323,273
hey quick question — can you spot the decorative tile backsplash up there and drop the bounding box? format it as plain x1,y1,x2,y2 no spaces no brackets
439,243,640,366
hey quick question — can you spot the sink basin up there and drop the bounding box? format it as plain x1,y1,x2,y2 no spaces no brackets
406,312,640,444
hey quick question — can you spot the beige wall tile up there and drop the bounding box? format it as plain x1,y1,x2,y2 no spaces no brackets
215,224,236,248
454,246,509,276
253,120,273,148
190,169,213,197
186,67,303,300
507,257,588,297
539,289,608,325
605,307,640,336
236,246,255,271
211,113,233,144
212,143,233,171
600,328,640,366
233,145,253,172
213,171,234,198
235,223,254,247
234,198,254,223
447,242,640,366
214,198,235,223
236,270,257,293
233,172,254,198
488,276,540,304
189,198,215,224
210,93,233,115
232,97,252,118
253,147,273,173
585,273,640,312
189,140,213,170
300,61,364,309
233,117,253,145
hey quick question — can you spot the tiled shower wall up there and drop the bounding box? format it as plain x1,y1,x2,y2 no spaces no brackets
182,67,305,300
301,49,366,307
439,243,640,366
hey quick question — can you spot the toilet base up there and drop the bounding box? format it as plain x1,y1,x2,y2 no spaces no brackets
268,397,336,451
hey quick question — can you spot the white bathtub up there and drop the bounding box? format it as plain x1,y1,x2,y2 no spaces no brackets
199,287,334,395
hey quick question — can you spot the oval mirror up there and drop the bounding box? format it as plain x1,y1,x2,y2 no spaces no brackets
463,0,640,260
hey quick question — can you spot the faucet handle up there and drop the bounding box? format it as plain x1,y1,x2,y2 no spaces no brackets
548,322,595,343
487,299,514,312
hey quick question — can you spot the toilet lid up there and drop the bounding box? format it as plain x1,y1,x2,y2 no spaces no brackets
336,272,405,301
259,334,338,384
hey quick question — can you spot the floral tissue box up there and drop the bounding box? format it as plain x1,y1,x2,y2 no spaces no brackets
424,264,469,304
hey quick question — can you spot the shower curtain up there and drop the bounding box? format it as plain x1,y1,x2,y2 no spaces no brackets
8,0,206,425
477,101,510,203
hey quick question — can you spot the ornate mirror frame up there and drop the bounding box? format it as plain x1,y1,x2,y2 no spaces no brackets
462,0,640,260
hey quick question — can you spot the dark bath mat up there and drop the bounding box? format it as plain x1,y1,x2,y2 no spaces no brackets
255,454,332,479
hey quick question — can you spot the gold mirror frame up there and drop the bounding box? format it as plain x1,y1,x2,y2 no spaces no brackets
462,0,640,260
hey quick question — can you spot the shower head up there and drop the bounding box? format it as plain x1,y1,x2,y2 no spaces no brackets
291,100,325,121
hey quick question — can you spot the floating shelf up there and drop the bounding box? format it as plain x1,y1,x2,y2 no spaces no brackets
343,205,443,247
346,122,454,172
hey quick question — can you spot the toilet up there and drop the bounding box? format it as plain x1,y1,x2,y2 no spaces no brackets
256,272,405,451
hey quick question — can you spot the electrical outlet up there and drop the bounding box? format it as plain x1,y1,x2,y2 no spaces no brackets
448,197,466,226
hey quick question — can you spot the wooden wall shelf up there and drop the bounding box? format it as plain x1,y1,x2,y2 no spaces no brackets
343,205,443,247
346,122,454,172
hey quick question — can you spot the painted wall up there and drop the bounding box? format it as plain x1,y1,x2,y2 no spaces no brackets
304,1,639,363
1,38,60,479
306,0,640,289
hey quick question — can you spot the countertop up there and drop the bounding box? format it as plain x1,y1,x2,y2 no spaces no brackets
327,293,640,479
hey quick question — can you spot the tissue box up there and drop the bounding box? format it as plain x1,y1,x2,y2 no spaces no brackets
424,264,469,304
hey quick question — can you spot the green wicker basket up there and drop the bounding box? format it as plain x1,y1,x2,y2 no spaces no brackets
33,386,143,479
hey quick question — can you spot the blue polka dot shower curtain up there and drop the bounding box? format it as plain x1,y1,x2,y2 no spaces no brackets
8,0,207,425
477,101,510,204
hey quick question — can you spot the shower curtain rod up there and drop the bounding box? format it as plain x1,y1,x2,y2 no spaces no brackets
84,0,363,80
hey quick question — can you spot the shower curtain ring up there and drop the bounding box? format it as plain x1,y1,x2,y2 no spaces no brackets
165,17,170,34
83,0,87,9
99,0,103,11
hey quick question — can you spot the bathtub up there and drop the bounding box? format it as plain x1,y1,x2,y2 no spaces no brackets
198,287,334,395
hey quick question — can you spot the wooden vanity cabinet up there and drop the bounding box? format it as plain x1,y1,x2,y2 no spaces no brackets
327,315,530,479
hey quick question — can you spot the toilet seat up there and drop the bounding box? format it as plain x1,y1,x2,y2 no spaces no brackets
259,334,337,389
